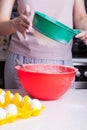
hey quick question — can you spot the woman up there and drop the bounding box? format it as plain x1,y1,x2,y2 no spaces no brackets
0,0,87,89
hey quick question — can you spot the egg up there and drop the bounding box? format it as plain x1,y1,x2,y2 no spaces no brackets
10,92,14,100
5,104,18,115
14,93,23,102
20,96,32,111
4,91,12,105
27,96,31,103
0,89,5,96
4,92,14,100
18,95,23,102
0,107,6,119
23,95,31,103
0,88,3,94
0,95,5,104
30,99,42,109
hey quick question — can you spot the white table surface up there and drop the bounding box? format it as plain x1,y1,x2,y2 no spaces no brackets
0,89,87,130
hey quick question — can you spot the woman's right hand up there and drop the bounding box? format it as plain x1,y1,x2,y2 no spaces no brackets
11,5,31,38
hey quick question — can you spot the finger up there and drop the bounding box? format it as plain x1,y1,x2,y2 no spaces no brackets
20,21,29,29
20,15,30,25
80,35,87,41
76,31,87,38
23,5,30,17
75,32,84,38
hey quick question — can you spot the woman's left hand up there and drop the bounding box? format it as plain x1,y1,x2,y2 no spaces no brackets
75,31,87,45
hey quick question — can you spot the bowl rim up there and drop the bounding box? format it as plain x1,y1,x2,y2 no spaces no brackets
15,64,78,75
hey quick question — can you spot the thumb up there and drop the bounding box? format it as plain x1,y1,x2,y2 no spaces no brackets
23,5,30,17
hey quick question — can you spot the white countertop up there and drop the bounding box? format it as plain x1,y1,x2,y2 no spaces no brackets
0,89,87,130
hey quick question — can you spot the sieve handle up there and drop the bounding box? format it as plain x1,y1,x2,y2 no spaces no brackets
73,29,81,35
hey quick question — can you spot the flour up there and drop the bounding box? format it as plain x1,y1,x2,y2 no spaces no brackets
34,30,58,47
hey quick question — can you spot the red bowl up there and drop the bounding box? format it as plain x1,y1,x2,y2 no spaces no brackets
15,64,77,100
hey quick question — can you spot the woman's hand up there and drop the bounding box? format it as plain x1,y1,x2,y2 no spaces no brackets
11,5,31,38
75,31,87,45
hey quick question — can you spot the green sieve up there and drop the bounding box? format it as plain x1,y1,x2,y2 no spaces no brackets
32,11,81,44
